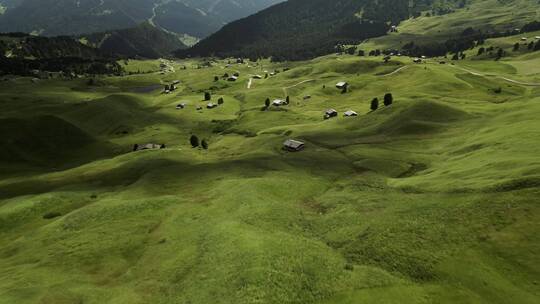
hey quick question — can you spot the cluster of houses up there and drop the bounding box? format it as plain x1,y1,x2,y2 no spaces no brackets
221,72,240,82
133,143,166,152
413,56,427,63
175,99,223,111
522,36,540,41
324,109,357,119
164,80,180,94
159,59,175,74
133,139,306,153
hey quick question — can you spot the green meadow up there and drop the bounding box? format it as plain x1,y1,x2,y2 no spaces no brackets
1,32,539,303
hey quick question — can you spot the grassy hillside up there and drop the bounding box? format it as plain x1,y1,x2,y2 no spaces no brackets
362,0,540,51
1,24,539,304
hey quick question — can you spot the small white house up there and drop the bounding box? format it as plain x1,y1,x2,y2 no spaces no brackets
252,75,263,79
227,75,238,82
521,37,528,41
325,109,338,118
335,81,348,89
207,103,218,109
272,99,286,106
283,139,305,152
176,103,187,110
535,36,540,40
303,95,311,100
344,110,358,117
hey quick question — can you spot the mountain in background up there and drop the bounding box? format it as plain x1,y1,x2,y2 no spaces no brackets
82,22,187,59
177,0,535,61
0,0,284,38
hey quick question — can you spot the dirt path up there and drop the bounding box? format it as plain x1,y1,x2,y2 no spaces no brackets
450,65,540,86
247,78,253,89
379,65,408,77
283,79,315,96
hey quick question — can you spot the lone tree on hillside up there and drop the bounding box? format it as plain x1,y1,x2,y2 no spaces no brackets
218,97,224,105
201,139,209,150
513,43,520,51
496,48,504,60
384,93,393,106
204,92,211,101
477,47,485,56
286,96,290,104
214,76,219,81
371,98,379,111
265,98,270,108
190,135,199,148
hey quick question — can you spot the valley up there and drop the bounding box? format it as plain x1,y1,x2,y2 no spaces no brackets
0,29,539,303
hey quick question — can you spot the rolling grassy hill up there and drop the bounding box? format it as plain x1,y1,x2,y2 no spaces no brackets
1,20,540,304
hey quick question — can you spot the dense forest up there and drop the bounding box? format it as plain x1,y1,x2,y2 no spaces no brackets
0,33,121,76
176,0,466,61
400,20,540,57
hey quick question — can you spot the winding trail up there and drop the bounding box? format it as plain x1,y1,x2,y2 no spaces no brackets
283,79,315,96
449,65,540,86
378,62,540,86
247,78,253,89
379,65,408,77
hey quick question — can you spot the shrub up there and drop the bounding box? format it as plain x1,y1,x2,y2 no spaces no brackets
204,92,211,101
190,135,199,148
384,93,393,106
218,97,224,105
371,98,379,111
201,140,209,150
43,212,62,219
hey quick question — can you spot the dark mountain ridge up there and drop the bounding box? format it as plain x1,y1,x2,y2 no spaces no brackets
82,22,187,59
0,0,284,38
177,0,467,61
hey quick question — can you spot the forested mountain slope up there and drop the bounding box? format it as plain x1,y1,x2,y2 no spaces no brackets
0,0,283,38
82,22,187,59
178,0,538,61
